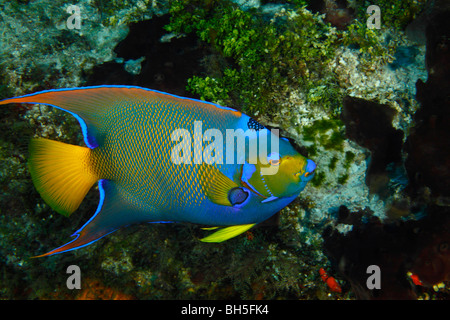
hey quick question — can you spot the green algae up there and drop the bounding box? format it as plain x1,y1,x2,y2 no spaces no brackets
328,156,338,171
344,151,355,169
342,20,396,68
311,170,326,187
337,173,349,185
300,119,357,188
302,119,345,152
165,0,417,120
166,0,342,116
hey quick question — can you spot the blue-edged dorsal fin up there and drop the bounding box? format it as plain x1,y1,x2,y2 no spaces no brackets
32,179,157,257
0,86,131,148
0,86,156,148
0,86,161,148
0,85,242,149
0,86,132,148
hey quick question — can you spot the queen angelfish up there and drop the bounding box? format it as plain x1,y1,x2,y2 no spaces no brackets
0,86,316,257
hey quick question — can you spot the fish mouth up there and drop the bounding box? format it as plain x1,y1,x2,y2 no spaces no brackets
298,159,316,180
303,171,315,179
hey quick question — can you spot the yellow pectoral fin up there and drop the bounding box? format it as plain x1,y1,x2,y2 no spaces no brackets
200,224,256,243
201,165,239,206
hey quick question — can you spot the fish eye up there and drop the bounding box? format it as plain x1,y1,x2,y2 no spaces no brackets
267,152,280,166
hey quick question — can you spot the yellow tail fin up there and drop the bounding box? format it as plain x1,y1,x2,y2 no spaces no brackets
28,138,99,216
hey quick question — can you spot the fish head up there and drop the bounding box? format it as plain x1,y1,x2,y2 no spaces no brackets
242,136,316,199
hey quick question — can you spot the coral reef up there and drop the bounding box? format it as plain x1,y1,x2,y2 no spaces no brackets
165,0,342,115
321,0,450,300
0,0,448,301
0,0,132,95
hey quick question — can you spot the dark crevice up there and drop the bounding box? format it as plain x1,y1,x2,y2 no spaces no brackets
84,16,210,98
341,96,404,198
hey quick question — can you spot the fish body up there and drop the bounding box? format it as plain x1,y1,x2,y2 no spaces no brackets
0,86,315,256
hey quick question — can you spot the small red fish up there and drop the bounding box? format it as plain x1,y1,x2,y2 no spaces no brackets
319,268,342,293
319,268,328,281
408,272,423,286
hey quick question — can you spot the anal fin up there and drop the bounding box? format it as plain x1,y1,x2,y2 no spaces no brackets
33,179,155,257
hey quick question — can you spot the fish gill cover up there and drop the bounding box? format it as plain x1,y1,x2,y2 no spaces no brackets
0,0,448,302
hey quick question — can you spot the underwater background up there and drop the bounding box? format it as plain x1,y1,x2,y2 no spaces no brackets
0,0,448,300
